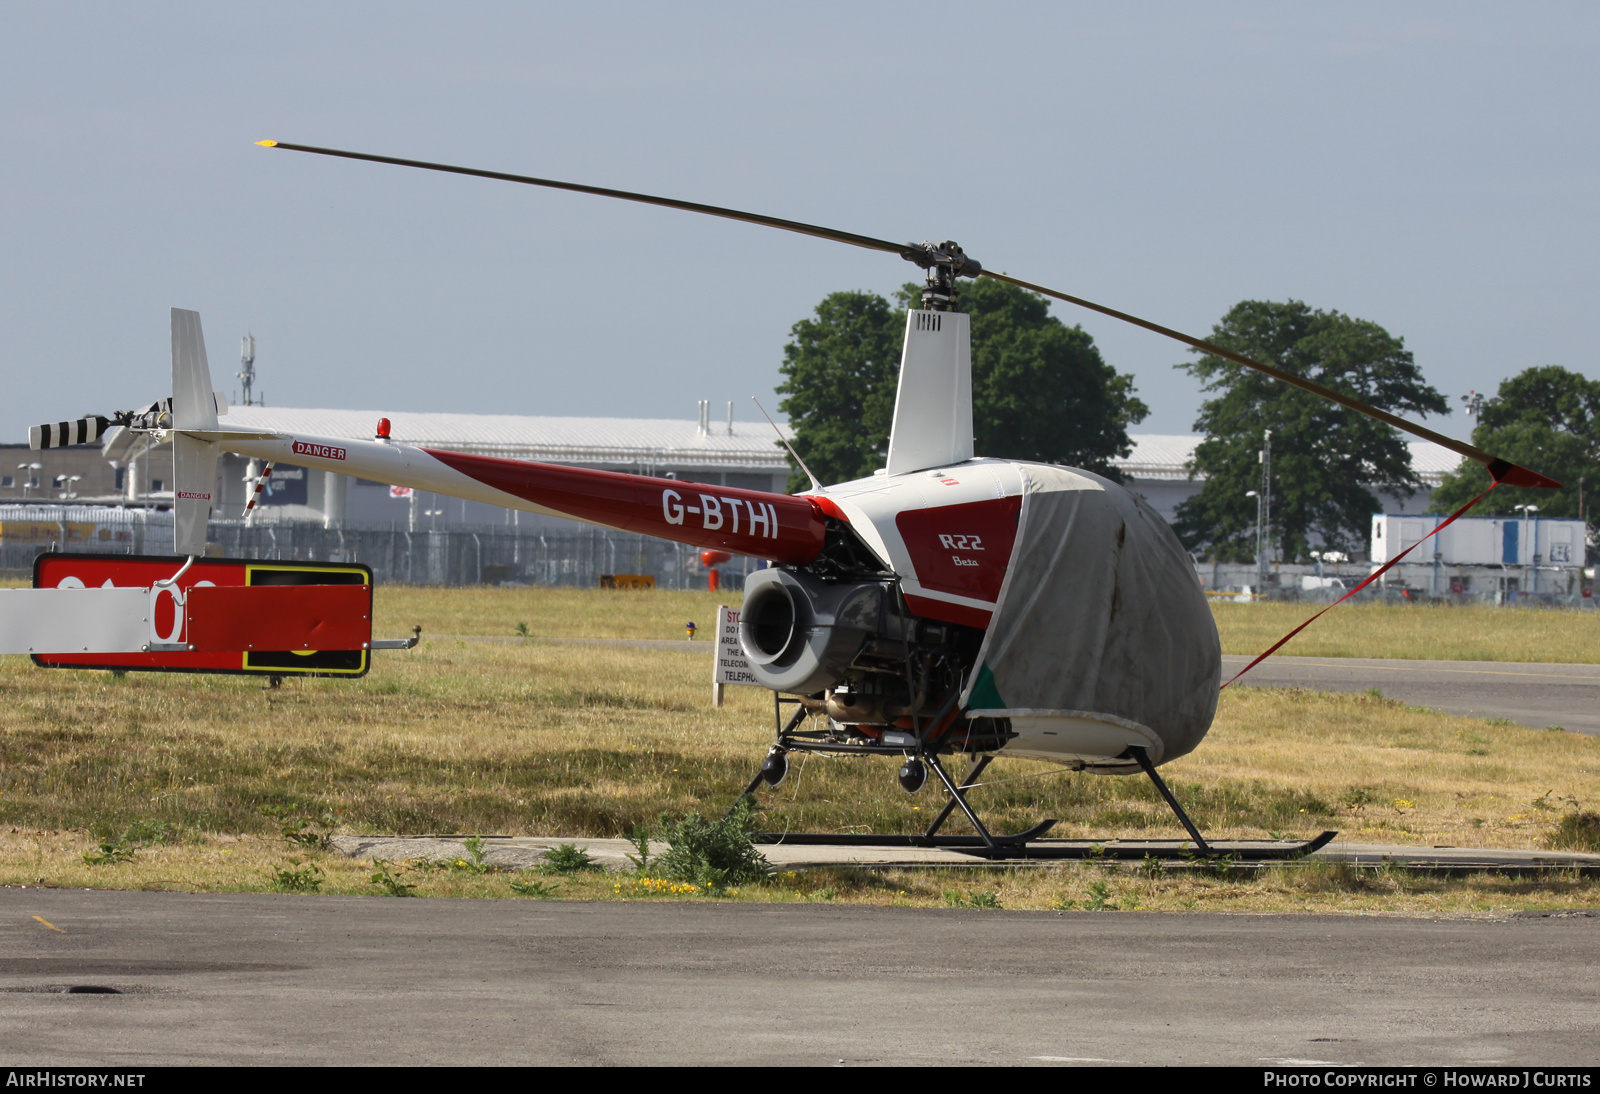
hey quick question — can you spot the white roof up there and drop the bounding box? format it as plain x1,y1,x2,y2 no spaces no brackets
1116,434,1206,478
1115,434,1461,486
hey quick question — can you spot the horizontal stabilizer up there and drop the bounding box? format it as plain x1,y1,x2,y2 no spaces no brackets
176,429,287,442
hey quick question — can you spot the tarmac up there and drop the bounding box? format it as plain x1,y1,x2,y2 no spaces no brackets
1224,654,1600,735
1,887,1595,1066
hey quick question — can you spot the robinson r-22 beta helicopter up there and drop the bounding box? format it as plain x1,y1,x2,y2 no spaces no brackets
34,141,1559,858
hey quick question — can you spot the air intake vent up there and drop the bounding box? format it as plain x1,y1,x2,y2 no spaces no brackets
914,312,942,332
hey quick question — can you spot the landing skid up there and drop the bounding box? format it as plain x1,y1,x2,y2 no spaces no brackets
755,830,1339,863
736,710,1336,862
757,819,1060,850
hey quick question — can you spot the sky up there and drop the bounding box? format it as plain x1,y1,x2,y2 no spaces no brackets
2,2,1596,447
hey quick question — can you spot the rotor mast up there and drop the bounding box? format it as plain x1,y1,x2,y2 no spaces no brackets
906,241,982,311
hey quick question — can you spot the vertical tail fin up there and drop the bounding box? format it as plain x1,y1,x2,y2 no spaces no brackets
171,308,219,431
170,308,219,556
885,309,974,475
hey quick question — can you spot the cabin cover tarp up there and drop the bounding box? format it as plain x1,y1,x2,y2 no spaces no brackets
961,464,1220,766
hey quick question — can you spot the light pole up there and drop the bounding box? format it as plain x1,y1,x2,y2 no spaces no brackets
1246,490,1261,593
17,462,41,499
1258,430,1272,589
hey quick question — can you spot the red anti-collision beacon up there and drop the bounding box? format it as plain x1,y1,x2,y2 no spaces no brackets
375,417,391,440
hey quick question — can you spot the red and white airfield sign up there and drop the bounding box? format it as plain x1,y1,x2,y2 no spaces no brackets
3,554,392,678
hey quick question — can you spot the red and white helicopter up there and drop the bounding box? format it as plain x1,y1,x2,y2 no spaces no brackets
29,142,1558,857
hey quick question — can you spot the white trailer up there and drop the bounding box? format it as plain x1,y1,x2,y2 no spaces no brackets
1371,514,1586,567
1370,513,1589,599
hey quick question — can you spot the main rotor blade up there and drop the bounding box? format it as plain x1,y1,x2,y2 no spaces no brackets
256,140,916,262
256,140,1557,490
981,270,1560,490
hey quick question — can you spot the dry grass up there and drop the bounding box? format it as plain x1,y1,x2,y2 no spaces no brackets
1212,600,1600,663
20,573,1599,661
3,584,1598,913
374,585,735,640
5,637,1590,848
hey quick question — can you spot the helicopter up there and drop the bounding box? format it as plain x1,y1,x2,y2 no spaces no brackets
32,141,1559,857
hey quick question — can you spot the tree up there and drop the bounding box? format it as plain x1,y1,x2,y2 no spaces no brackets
776,280,1147,490
1173,300,1448,562
1430,366,1600,540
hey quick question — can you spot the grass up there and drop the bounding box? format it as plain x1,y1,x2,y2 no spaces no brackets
374,585,733,641
2,585,1598,915
21,574,1599,661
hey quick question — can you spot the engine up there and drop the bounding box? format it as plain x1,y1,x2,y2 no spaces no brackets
737,566,983,728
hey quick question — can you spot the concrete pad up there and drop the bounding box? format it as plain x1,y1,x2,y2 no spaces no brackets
329,834,1600,873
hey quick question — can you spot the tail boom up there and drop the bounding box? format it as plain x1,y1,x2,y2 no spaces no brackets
217,431,827,564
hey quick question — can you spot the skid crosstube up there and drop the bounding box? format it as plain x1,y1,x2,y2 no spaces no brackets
755,830,1339,863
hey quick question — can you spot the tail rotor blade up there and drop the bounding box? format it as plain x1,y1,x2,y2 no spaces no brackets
30,416,112,451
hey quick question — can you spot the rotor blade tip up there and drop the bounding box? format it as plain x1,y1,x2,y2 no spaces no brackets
1489,459,1562,490
254,139,278,147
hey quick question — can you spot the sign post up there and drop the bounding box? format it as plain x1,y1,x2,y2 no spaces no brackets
711,603,756,707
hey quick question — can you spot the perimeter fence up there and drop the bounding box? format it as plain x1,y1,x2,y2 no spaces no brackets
1,504,1588,605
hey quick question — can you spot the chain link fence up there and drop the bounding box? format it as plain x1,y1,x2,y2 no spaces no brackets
3,504,1587,604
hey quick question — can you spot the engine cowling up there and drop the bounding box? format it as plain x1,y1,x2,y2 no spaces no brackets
737,568,885,695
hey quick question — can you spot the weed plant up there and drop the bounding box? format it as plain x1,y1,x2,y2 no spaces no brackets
426,836,494,875
624,826,653,874
1548,812,1600,853
80,837,135,867
944,889,1003,909
269,857,324,893
369,859,417,897
268,807,340,851
539,843,601,874
653,800,770,891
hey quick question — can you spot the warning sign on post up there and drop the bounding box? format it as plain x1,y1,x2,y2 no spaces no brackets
711,603,758,706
